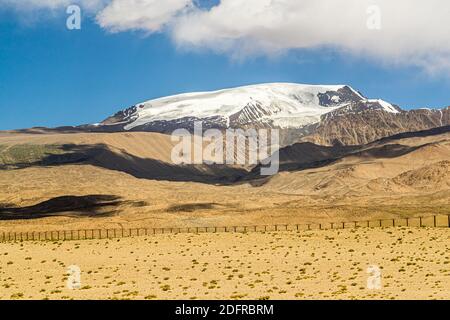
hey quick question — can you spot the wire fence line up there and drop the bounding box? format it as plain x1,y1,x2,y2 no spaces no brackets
0,214,449,243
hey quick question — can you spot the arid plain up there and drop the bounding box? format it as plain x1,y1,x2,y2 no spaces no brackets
0,129,449,300
0,227,448,300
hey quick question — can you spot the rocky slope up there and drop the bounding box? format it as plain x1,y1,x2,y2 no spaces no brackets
301,103,450,146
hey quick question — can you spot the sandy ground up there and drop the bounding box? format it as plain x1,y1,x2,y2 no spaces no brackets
0,227,448,300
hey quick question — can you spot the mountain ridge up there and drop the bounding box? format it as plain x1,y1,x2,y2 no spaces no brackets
6,83,449,148
91,82,449,146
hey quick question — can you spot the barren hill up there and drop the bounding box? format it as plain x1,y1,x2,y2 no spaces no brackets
0,126,449,232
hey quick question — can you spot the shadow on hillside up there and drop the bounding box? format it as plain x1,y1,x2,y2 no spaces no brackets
167,203,217,212
247,141,424,182
2,143,248,185
0,195,144,220
0,137,437,186
353,143,424,159
375,125,450,143
166,202,237,212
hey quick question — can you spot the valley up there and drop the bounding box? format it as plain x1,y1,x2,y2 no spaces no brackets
0,125,449,233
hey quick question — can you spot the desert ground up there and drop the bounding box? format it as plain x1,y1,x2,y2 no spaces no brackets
0,130,449,300
0,227,448,300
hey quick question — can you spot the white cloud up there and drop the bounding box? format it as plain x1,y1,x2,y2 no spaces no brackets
3,0,450,74
169,0,450,73
96,0,193,33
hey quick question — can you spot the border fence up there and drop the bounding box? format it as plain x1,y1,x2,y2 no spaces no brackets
0,214,449,243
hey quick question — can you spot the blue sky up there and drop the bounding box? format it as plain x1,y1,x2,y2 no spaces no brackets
1,2,450,130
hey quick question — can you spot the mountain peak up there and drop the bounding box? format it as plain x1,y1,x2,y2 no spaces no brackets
100,82,373,131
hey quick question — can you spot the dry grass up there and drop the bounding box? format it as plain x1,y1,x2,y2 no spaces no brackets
0,227,448,300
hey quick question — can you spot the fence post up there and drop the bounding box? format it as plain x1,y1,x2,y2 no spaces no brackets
9,215,442,242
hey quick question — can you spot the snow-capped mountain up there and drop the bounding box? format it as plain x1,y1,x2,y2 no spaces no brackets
98,83,399,131
84,83,448,146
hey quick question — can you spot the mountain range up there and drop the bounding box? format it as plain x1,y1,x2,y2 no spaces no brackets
73,83,450,147
1,83,450,228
